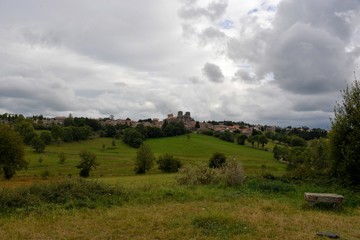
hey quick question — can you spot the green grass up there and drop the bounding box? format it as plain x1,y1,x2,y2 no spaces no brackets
0,176,359,239
2,134,358,239
18,133,285,179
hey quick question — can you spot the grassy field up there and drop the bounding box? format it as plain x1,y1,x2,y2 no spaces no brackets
18,133,285,179
0,134,359,239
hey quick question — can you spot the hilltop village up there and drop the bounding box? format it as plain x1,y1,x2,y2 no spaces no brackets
38,111,268,137
1,111,323,138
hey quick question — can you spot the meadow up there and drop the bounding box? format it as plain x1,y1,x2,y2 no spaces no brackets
0,134,359,239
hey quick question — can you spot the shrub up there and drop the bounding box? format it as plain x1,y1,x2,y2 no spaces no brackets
222,158,245,187
58,152,66,164
209,152,227,168
0,179,126,214
41,170,50,179
38,156,44,164
176,164,221,185
157,154,182,173
201,129,214,136
177,159,245,187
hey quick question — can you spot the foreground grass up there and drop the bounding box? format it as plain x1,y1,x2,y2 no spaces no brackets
0,176,359,240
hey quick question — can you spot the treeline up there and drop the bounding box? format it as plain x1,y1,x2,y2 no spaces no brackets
5,115,189,151
123,120,188,148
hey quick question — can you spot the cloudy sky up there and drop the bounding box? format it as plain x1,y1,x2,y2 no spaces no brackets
1,0,359,128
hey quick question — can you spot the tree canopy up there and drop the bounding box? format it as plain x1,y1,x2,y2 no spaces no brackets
330,79,360,185
0,124,28,179
134,144,154,174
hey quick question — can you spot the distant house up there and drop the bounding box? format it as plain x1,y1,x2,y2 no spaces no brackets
240,128,252,137
54,116,66,125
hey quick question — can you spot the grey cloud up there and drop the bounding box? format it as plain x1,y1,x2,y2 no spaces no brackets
2,1,182,72
178,0,228,21
228,0,360,95
202,62,224,83
199,27,226,45
232,69,256,83
0,75,77,114
273,0,360,44
189,76,201,84
266,22,349,94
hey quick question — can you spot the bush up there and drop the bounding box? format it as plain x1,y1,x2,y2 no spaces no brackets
209,152,227,168
0,179,126,214
157,154,182,173
176,164,221,185
222,159,245,187
177,159,245,187
41,170,50,179
58,152,66,164
201,130,214,136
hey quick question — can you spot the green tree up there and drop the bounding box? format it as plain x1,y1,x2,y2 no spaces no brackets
235,134,247,145
40,131,52,145
62,127,74,142
288,135,307,147
15,120,36,145
77,150,99,178
134,144,155,174
219,130,234,142
51,124,63,143
258,135,268,148
330,79,360,185
30,136,46,153
247,136,255,147
0,124,28,179
157,153,182,173
123,128,144,148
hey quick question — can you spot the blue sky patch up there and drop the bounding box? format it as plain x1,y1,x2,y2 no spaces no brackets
219,19,234,29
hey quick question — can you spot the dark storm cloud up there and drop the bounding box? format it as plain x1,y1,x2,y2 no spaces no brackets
202,62,224,83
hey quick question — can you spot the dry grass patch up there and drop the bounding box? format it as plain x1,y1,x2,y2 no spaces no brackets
0,197,359,240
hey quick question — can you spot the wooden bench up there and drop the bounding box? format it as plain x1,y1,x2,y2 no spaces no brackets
304,192,344,209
